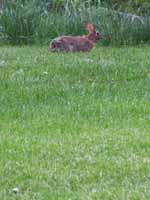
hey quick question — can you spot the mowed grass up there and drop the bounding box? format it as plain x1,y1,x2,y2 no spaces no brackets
0,45,150,200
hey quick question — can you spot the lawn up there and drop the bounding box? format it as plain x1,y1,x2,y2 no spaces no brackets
0,46,149,200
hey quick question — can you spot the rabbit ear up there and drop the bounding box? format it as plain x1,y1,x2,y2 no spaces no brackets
86,23,95,33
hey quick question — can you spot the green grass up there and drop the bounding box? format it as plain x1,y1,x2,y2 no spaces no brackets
1,1,150,46
0,45,150,200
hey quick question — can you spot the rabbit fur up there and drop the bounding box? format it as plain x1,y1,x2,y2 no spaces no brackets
49,23,102,52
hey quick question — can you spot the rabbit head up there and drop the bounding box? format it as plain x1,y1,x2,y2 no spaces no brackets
86,23,102,42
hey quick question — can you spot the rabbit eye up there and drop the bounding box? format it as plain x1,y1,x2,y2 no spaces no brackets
96,32,100,36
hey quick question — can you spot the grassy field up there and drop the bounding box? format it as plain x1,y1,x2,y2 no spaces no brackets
0,45,150,200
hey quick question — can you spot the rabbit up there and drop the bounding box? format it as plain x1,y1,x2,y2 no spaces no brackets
48,23,102,52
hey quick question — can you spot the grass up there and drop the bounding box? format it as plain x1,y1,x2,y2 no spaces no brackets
1,1,150,46
0,45,150,200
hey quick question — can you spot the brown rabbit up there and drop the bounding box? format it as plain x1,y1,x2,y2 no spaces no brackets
49,23,102,52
